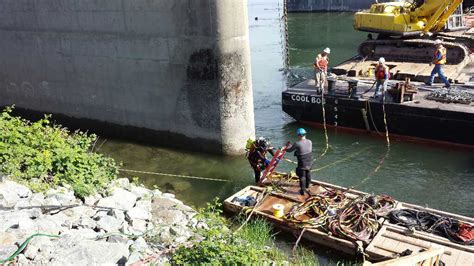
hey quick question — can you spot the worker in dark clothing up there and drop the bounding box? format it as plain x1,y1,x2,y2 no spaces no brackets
247,137,275,183
287,128,313,195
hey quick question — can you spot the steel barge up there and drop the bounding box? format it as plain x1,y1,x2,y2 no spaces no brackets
282,77,474,146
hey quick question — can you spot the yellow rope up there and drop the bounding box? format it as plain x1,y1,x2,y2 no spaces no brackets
348,93,391,190
381,93,391,147
319,87,330,158
119,169,229,182
311,146,371,173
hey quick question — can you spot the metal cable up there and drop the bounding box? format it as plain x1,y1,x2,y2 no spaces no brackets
119,169,229,182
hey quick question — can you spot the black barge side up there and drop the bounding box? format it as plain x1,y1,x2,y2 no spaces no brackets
282,80,474,146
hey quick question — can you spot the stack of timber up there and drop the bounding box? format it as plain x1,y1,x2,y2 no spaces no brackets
224,176,474,265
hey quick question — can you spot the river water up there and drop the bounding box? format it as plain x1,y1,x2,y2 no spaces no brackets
100,0,474,223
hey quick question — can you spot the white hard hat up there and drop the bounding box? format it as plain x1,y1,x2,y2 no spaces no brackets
323,47,331,54
378,57,386,64
435,39,442,45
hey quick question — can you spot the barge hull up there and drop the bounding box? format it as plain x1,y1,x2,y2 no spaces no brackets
282,89,474,146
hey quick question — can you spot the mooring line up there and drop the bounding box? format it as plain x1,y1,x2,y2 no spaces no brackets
317,85,330,161
311,146,371,173
119,169,229,182
348,94,391,191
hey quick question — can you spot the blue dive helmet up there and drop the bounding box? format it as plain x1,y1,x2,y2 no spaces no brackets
296,128,307,136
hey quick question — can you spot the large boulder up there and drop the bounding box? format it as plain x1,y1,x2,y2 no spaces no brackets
153,209,188,226
45,188,77,206
50,240,129,265
96,215,123,233
126,207,151,221
130,186,153,200
0,209,41,231
0,245,17,261
0,180,32,208
97,188,137,211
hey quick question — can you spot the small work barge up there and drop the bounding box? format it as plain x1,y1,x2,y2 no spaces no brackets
224,175,474,265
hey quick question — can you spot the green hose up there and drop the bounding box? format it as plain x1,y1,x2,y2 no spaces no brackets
0,233,60,264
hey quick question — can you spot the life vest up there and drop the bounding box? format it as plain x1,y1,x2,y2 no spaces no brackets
314,54,329,70
434,47,447,65
375,64,390,80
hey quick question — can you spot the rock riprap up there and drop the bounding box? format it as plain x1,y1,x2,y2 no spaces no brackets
0,177,199,265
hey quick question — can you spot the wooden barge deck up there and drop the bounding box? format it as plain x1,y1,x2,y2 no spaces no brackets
224,179,474,265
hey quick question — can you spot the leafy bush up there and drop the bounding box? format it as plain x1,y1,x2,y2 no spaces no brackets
170,199,286,265
0,107,118,197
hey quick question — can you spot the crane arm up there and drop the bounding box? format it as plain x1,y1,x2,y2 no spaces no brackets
423,0,463,34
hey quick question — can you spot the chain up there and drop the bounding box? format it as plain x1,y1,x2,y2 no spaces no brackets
282,0,290,70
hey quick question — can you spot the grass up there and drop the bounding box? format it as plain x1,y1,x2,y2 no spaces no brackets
168,199,321,265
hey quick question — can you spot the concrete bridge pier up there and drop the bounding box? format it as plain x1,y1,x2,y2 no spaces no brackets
0,0,255,155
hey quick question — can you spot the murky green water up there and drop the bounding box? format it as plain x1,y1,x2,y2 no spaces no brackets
100,0,474,222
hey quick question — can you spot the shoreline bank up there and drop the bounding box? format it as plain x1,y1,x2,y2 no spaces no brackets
0,177,201,265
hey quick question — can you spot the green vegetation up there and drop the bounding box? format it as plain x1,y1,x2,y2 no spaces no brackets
0,107,118,198
170,199,318,265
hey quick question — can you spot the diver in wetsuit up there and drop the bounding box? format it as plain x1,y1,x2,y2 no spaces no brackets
247,137,275,183
287,128,313,195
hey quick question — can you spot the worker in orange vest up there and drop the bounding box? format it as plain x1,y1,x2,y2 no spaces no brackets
373,57,390,97
426,39,450,88
313,47,330,93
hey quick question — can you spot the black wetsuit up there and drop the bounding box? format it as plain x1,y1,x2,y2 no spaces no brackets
247,146,275,183
287,139,313,194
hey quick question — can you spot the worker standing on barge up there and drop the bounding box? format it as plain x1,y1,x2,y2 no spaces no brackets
373,57,389,98
427,40,451,88
314,48,330,93
287,128,313,196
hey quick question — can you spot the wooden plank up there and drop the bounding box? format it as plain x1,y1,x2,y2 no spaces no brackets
367,248,445,266
454,251,474,266
385,225,474,253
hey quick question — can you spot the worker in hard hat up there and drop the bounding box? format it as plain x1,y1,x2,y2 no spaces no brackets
287,128,313,196
426,40,450,88
246,137,275,183
373,57,390,97
313,48,330,93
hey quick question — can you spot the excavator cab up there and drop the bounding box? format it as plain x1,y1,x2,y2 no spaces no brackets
354,2,426,36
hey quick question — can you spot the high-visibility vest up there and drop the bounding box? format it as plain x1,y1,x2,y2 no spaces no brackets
375,64,390,80
314,54,329,70
434,47,447,65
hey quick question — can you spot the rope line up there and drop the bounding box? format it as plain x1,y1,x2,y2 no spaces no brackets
119,169,229,183
365,100,382,136
348,94,391,190
315,86,330,161
311,146,371,173
381,93,391,147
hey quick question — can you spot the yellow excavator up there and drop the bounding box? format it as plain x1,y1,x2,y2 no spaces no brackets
353,0,471,65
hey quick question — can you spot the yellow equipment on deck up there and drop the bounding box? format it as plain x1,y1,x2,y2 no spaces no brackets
351,0,470,66
354,0,463,36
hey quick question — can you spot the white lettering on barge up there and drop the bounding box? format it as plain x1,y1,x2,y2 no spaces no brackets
290,94,326,105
